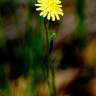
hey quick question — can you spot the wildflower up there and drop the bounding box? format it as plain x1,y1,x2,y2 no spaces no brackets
35,0,64,21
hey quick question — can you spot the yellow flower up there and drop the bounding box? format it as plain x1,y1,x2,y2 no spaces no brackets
35,0,64,21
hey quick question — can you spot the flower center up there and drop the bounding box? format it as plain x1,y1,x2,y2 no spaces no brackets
48,1,56,10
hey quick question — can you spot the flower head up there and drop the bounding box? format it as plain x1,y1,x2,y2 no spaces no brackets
35,0,64,21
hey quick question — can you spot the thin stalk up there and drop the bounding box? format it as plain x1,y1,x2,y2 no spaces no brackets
51,64,56,96
44,19,50,52
44,19,56,96
44,19,50,89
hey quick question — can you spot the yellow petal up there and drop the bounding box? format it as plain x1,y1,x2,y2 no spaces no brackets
57,11,64,16
47,13,51,20
36,8,42,11
51,13,55,21
35,4,41,6
55,14,60,20
40,11,45,16
43,11,48,17
40,9,48,17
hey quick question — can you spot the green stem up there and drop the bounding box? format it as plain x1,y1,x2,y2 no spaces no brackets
44,19,50,89
51,64,56,96
44,19,50,52
44,19,56,96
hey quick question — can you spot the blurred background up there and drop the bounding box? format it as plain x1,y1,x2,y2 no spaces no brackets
0,0,96,96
